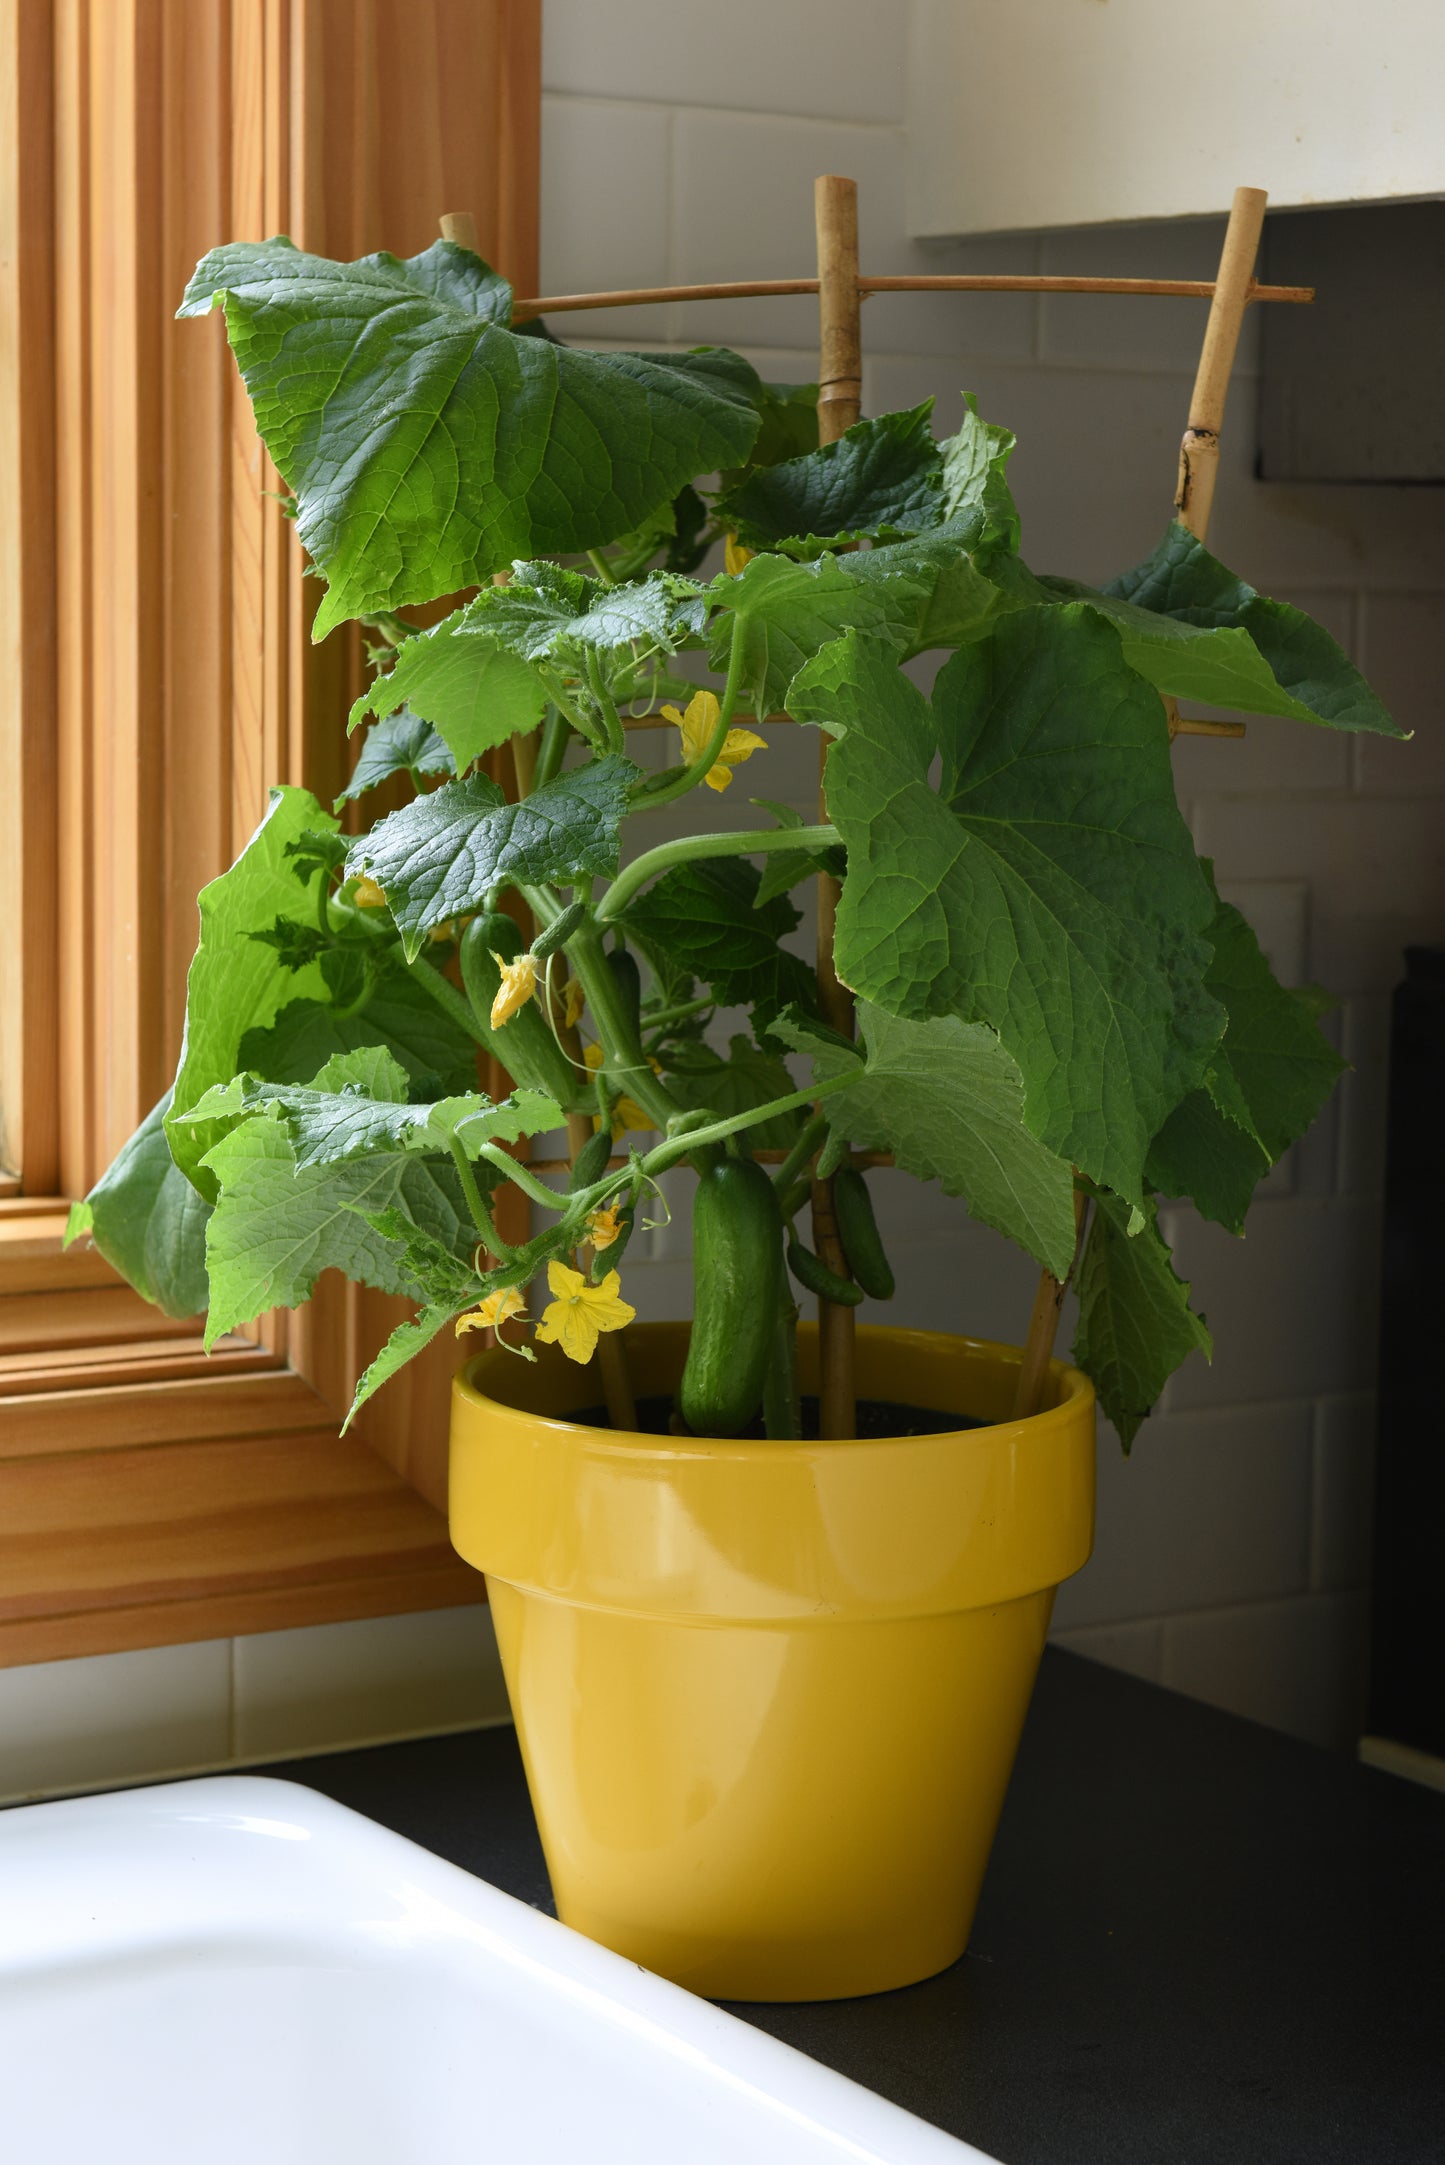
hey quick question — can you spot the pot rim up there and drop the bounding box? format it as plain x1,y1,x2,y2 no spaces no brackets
455,1319,1092,1462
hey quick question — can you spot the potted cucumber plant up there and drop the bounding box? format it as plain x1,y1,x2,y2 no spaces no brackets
71,227,1401,2003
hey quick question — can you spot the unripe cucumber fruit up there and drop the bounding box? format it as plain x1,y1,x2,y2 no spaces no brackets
458,911,579,1108
831,1166,895,1300
786,1235,864,1307
677,1158,784,1437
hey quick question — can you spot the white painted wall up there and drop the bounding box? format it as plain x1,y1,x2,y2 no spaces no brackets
908,0,1445,237
5,0,1438,1802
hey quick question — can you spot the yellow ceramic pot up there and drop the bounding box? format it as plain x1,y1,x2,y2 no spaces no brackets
450,1322,1095,2002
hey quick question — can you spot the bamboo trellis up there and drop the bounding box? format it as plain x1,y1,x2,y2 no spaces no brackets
433,178,1295,1438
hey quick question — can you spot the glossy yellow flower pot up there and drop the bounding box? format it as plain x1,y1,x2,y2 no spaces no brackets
450,1322,1095,2002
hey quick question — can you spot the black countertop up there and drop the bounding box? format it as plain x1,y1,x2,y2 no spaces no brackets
259,1648,1445,2165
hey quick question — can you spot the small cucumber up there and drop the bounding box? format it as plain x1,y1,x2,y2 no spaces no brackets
568,1126,615,1192
532,900,587,960
605,946,644,1039
590,1206,636,1282
677,1158,784,1437
786,1235,864,1308
831,1166,895,1300
459,912,579,1108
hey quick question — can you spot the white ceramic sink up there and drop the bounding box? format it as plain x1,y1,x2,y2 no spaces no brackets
0,1775,995,2164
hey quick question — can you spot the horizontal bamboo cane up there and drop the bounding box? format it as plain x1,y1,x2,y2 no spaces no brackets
619,709,1245,740
508,273,1311,320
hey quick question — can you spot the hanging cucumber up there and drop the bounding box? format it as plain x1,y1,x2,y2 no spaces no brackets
568,1125,615,1193
831,1167,895,1300
786,1235,864,1307
458,911,580,1108
677,1158,784,1437
605,944,644,1039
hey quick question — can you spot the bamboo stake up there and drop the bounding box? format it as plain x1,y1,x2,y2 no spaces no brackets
811,175,863,1443
1174,186,1268,542
439,210,479,251
508,272,1311,320
1010,185,1270,1423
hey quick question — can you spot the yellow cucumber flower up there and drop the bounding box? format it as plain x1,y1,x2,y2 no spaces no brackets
662,689,766,794
561,976,586,1031
585,1203,625,1251
583,1040,654,1137
490,951,538,1028
724,532,753,575
352,875,387,909
455,1286,527,1337
535,1261,636,1364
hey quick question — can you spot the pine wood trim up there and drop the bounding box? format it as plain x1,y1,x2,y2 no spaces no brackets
0,0,539,1665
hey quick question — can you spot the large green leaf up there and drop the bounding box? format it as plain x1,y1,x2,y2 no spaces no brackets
348,756,637,956
200,1114,467,1346
621,857,814,1031
788,613,1223,1206
165,787,337,1199
64,1089,211,1318
1091,522,1404,734
774,1004,1078,1277
1146,889,1346,1233
188,1049,560,1174
708,523,999,717
238,959,479,1096
657,1034,808,1152
1072,1191,1211,1448
179,239,761,637
348,625,545,774
715,403,943,553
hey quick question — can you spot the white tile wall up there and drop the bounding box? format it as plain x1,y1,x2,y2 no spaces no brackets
10,3,1433,1795
0,1608,505,1808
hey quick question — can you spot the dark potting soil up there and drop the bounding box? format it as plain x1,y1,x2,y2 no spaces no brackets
572,1394,982,1440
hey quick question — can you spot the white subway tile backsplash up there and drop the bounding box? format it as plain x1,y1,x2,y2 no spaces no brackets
1336,993,1392,1198
1163,1199,1381,1412
1189,793,1445,996
0,1639,231,1804
232,1606,507,1760
1052,1400,1314,1632
1160,1591,1370,1752
1311,1394,1377,1593
1353,593,1445,792
540,96,673,340
542,1,907,125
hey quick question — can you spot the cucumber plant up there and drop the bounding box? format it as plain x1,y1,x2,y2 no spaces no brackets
68,234,1403,1443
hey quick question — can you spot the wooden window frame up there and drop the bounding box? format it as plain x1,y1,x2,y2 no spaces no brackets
0,0,541,1665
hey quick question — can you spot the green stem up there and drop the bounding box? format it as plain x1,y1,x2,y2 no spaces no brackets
398,947,490,1048
773,1110,828,1196
584,647,625,757
631,617,749,812
641,993,715,1033
586,548,618,588
475,1141,572,1212
561,917,683,1134
327,954,379,1022
641,1071,857,1177
449,1136,513,1259
596,825,839,923
532,706,570,791
537,667,605,755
